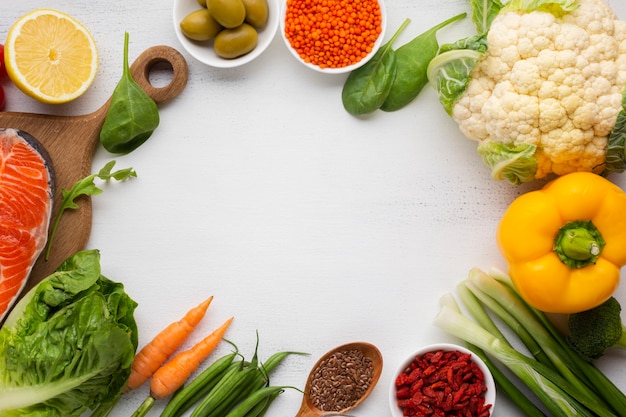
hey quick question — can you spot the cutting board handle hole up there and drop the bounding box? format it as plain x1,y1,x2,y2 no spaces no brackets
148,60,174,88
130,45,189,104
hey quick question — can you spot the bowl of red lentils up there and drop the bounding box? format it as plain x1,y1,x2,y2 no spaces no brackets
280,0,387,74
389,343,496,417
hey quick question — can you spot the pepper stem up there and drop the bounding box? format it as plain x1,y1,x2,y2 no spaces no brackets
553,220,605,269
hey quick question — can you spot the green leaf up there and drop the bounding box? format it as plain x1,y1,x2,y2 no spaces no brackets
603,111,626,175
381,13,467,112
476,141,538,185
0,250,138,417
439,33,489,54
504,0,580,15
100,32,160,154
603,86,626,175
44,161,137,260
341,18,410,115
427,48,484,115
470,0,504,33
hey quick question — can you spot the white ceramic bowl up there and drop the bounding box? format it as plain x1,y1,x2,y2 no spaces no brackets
279,0,387,74
389,343,496,417
173,0,279,68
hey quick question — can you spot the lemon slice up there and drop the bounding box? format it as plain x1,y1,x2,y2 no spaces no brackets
4,9,98,104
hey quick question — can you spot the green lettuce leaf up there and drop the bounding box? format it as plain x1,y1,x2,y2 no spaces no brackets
0,250,138,417
477,141,538,184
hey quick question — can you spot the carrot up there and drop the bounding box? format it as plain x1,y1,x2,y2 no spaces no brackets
150,316,235,400
125,295,214,392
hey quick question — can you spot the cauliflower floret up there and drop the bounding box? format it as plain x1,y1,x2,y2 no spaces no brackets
452,0,626,179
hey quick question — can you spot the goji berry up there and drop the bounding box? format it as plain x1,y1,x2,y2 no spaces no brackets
393,349,493,417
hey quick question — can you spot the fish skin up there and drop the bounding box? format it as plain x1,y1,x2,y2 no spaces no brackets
0,128,55,322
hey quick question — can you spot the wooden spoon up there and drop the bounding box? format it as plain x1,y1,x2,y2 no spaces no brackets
0,44,188,295
295,342,383,417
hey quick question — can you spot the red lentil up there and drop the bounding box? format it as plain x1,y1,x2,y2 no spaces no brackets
394,349,492,417
283,0,383,69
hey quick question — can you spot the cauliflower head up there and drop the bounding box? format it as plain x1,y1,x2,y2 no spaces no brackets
428,0,626,184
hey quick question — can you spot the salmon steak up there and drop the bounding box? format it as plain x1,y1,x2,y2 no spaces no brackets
0,128,54,322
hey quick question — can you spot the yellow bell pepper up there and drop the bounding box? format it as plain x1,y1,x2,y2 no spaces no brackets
497,172,626,314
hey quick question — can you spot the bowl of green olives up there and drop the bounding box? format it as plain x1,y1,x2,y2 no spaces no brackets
280,0,387,74
174,0,279,68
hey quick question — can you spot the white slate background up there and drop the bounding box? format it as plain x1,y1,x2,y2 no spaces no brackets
0,0,625,416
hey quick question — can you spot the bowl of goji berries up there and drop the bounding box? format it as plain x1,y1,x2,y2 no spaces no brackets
389,343,496,417
280,0,387,74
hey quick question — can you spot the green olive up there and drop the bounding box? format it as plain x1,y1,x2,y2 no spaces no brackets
180,9,223,41
214,23,258,59
206,0,246,28
242,0,268,28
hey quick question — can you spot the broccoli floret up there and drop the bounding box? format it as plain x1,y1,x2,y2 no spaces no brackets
567,297,626,360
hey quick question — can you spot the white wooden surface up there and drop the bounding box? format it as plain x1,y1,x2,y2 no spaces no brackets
1,1,626,416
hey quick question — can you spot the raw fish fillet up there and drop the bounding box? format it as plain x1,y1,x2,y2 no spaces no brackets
0,128,54,322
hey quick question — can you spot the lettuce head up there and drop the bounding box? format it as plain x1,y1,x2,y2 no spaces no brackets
0,249,138,417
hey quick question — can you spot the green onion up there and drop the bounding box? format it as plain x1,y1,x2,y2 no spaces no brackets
435,270,623,417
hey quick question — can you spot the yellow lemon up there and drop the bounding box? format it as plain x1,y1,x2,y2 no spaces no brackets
4,9,98,104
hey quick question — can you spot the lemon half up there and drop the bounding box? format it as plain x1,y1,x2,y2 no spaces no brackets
4,9,98,104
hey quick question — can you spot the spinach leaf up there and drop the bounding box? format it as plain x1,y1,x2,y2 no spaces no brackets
100,32,159,154
381,13,466,112
45,161,137,260
341,19,410,116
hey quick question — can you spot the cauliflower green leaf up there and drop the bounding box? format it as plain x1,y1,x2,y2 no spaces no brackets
604,86,626,175
427,48,484,115
470,0,503,33
605,113,626,174
504,0,580,15
477,142,538,184
426,0,495,116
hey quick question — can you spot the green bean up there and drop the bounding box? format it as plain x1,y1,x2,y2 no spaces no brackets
260,351,309,375
161,352,239,417
191,361,258,417
243,388,281,417
241,396,270,417
189,346,308,417
223,386,288,417
205,367,259,417
240,351,309,402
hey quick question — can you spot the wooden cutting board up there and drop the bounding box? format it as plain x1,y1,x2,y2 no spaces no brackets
0,45,188,295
